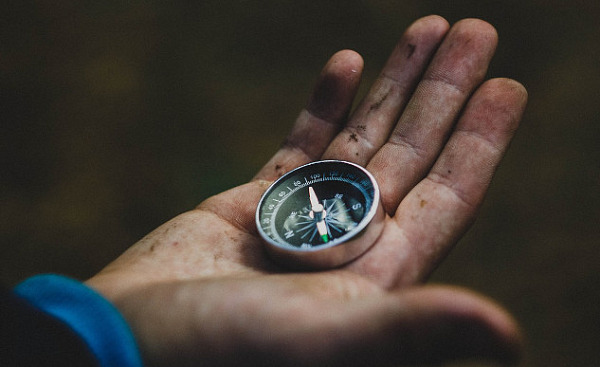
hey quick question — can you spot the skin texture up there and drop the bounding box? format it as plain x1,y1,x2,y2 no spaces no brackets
86,16,528,367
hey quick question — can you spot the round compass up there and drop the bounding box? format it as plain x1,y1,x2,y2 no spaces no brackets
256,160,384,269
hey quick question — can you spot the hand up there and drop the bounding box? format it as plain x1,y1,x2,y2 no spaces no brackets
87,16,528,366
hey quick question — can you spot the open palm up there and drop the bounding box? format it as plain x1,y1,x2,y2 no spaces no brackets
87,16,527,367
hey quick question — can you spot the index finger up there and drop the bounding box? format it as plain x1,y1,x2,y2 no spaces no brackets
253,50,363,181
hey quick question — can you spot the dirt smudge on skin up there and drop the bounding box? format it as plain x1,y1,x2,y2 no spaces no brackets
348,133,359,142
306,73,343,121
369,91,389,111
420,199,427,208
407,43,416,58
356,125,366,131
274,164,285,177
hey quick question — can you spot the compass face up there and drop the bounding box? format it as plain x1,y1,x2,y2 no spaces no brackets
256,160,381,264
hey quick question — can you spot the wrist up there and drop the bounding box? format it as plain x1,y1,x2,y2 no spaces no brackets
14,274,143,367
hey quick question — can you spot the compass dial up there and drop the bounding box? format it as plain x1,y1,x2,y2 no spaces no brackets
256,160,384,269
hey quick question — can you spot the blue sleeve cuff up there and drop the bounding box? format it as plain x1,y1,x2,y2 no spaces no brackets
14,274,143,367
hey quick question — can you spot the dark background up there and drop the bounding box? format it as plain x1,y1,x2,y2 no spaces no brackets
1,1,599,366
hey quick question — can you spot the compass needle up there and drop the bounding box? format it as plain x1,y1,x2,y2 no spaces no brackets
308,187,320,208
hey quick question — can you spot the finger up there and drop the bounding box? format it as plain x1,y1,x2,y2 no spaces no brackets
254,50,363,181
322,15,450,164
277,285,522,366
127,280,522,366
364,286,523,366
367,19,499,214
349,78,527,287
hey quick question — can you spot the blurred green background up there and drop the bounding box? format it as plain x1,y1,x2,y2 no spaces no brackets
1,1,599,366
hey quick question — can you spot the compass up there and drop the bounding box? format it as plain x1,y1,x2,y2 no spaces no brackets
256,160,384,269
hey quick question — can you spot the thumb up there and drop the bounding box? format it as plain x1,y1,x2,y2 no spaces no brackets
318,285,522,366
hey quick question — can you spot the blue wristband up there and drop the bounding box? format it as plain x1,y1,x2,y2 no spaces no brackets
14,274,143,367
